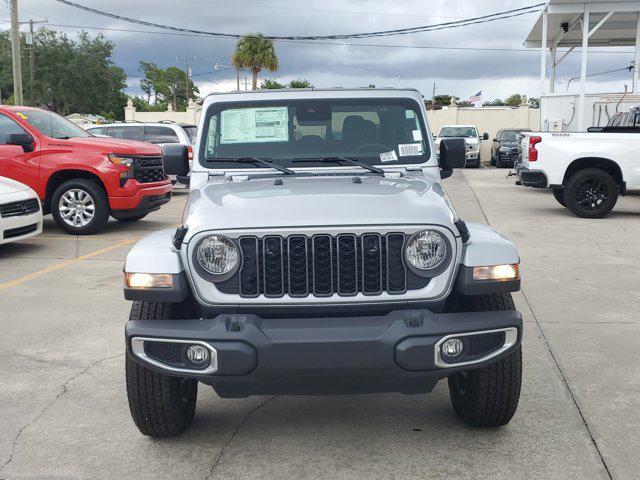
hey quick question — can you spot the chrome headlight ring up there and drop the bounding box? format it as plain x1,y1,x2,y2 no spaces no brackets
404,229,452,278
192,235,240,282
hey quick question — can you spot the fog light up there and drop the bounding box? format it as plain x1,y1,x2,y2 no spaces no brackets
186,344,209,365
441,338,464,358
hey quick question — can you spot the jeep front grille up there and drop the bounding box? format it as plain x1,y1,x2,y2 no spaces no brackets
216,233,429,298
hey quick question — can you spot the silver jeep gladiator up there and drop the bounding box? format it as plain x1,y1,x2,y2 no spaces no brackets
123,88,523,437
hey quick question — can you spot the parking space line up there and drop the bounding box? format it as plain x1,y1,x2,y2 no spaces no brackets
0,241,135,291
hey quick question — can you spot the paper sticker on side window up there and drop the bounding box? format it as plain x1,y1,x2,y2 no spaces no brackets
220,107,288,144
398,143,423,156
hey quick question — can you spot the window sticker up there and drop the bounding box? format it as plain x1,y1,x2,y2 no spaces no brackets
379,150,398,162
398,143,423,156
412,129,422,141
220,107,288,144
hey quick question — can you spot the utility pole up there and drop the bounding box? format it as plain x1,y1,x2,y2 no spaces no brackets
432,82,436,108
24,19,47,106
9,0,24,105
242,76,250,91
177,56,196,108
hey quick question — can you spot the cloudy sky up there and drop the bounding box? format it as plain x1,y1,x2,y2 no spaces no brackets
6,0,637,101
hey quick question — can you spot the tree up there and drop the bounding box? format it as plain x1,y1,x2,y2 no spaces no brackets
0,29,127,119
505,94,523,107
138,62,199,110
261,78,285,89
288,79,312,88
528,97,540,109
433,94,452,106
232,34,278,90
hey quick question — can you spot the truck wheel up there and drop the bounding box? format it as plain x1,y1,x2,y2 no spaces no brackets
448,293,522,427
51,179,109,234
563,168,618,218
117,214,147,223
552,188,566,207
126,301,198,438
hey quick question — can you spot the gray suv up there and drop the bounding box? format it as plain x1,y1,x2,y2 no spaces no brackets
122,88,523,437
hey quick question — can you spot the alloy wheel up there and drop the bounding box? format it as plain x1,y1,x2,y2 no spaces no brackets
575,178,609,211
58,188,96,228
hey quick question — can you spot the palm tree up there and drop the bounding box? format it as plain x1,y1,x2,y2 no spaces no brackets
232,34,279,90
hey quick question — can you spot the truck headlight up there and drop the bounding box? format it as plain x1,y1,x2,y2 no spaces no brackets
195,235,239,278
405,230,450,275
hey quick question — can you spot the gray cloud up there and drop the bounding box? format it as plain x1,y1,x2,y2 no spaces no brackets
15,0,637,100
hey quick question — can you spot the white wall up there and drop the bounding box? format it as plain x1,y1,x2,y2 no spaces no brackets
124,98,202,125
427,105,540,160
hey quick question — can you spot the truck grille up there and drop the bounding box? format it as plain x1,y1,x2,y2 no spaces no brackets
0,198,40,218
133,156,166,183
216,233,429,298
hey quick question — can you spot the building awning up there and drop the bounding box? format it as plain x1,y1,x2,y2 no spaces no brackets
525,0,640,47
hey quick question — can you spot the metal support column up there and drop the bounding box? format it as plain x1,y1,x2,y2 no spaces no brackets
578,8,590,131
540,9,548,130
550,45,557,93
634,13,640,93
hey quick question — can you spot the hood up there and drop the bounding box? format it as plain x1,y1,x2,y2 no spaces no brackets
183,174,457,235
64,137,161,156
0,176,31,195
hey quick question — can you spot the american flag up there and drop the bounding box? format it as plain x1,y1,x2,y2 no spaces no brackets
467,91,483,107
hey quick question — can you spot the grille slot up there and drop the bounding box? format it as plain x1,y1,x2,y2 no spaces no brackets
216,233,431,298
0,198,40,218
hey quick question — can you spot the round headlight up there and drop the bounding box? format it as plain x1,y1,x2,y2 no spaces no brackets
196,235,239,276
405,230,448,273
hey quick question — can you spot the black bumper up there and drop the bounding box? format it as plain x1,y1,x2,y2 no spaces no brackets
518,170,548,189
112,191,171,220
125,308,522,397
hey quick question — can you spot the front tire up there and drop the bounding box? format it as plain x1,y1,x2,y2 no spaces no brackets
51,179,109,234
563,168,618,218
551,188,566,207
448,293,522,427
126,301,198,437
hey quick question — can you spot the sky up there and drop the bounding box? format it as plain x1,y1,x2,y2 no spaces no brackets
4,0,638,102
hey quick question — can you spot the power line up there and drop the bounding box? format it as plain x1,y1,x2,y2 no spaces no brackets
42,22,636,55
53,0,544,40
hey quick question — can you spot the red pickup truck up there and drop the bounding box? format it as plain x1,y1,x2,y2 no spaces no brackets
0,106,172,234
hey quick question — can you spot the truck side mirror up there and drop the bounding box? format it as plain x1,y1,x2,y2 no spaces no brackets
439,138,465,178
162,144,190,176
482,132,489,140
6,133,35,152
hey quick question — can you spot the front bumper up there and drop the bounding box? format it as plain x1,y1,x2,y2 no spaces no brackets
109,181,172,211
111,190,172,219
125,308,522,397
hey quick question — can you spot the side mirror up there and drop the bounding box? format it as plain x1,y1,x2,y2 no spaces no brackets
162,144,189,176
482,132,489,140
439,138,466,178
6,133,35,152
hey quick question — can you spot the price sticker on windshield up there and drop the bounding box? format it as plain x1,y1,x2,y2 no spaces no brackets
398,143,423,156
379,150,398,163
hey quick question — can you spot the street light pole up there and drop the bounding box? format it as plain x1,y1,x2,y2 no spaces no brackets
9,0,23,105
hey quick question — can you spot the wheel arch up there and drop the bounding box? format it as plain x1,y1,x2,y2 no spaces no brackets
563,157,624,190
44,169,108,212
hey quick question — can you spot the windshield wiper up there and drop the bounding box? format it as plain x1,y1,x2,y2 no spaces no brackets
292,157,384,175
229,157,295,175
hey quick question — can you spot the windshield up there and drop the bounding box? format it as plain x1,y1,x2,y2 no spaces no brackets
201,98,429,168
16,110,91,139
438,126,477,138
501,131,518,141
182,125,197,144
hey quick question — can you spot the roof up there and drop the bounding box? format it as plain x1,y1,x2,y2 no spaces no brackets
204,87,421,99
525,0,640,48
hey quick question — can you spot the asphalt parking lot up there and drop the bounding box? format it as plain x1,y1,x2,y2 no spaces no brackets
1,170,639,480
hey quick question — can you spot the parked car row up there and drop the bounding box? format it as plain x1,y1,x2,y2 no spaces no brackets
0,106,192,241
434,125,488,168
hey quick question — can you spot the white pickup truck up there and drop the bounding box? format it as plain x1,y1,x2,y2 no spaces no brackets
516,129,640,218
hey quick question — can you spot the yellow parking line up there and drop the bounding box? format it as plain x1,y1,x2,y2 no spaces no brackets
0,241,135,291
